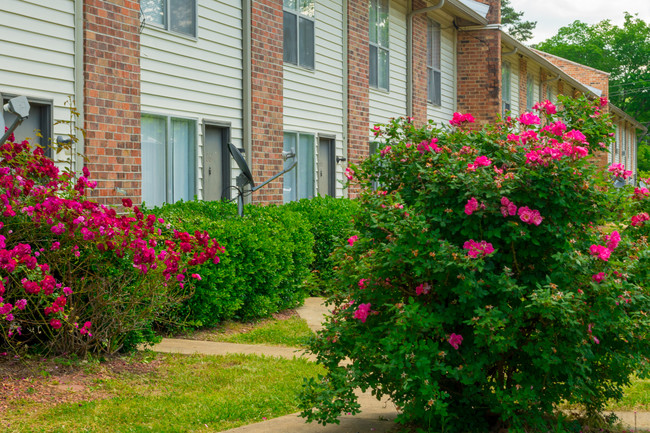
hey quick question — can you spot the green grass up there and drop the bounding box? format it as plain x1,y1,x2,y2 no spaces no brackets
606,378,650,412
190,315,314,348
2,352,324,433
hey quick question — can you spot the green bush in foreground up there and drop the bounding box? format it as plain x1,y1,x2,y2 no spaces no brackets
300,96,650,432
149,200,314,329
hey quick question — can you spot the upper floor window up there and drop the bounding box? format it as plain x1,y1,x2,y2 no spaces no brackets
526,73,535,110
369,0,389,90
427,20,441,106
140,0,197,37
502,62,511,115
283,0,315,69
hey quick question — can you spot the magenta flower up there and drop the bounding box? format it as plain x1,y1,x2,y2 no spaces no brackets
415,283,431,296
592,272,606,283
533,100,557,115
380,145,392,156
417,138,441,154
345,167,355,180
464,197,479,215
14,299,27,310
448,333,463,350
51,223,65,235
605,231,620,251
518,112,541,125
49,319,62,329
354,303,372,323
589,244,611,261
449,112,475,126
358,278,368,290
608,163,633,180
463,240,495,258
348,235,359,246
631,212,650,227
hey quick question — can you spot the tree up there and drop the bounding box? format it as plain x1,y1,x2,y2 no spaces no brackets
501,0,537,42
535,13,650,145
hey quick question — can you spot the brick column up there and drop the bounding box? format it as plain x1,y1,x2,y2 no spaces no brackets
411,0,429,125
83,0,141,206
518,57,527,110
250,0,284,205
347,0,370,198
456,0,502,125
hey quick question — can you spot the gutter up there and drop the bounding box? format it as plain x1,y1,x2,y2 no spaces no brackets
406,0,445,118
242,0,252,203
343,0,349,197
74,0,85,174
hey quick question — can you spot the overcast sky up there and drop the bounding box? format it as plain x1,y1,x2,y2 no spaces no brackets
508,0,650,44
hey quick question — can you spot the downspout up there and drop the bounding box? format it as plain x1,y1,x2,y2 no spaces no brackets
74,0,85,174
540,74,560,100
243,0,252,204
342,0,349,197
502,47,517,56
406,0,445,118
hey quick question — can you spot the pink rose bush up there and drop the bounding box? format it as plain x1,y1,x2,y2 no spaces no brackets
300,95,650,432
0,133,222,355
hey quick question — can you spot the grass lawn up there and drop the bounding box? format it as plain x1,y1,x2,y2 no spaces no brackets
607,378,650,412
182,313,314,348
1,351,324,433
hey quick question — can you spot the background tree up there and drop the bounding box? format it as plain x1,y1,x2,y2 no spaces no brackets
535,13,650,145
501,0,537,42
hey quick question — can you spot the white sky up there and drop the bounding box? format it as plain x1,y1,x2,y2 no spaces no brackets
508,0,650,44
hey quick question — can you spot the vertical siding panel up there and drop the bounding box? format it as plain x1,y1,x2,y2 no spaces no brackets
427,10,455,124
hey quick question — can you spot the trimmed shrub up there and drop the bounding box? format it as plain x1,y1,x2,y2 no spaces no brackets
149,200,314,328
284,196,359,294
299,96,650,432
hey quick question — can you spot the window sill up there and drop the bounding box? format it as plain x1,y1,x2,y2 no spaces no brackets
141,23,198,42
283,62,316,74
370,86,390,95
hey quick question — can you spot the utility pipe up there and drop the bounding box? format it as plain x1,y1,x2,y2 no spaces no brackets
457,23,502,31
406,0,445,118
74,0,85,174
502,47,518,56
242,0,252,204
342,0,349,197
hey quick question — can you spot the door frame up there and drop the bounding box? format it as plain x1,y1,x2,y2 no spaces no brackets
202,120,232,201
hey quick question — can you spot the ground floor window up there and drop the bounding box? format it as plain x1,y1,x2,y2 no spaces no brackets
283,132,314,203
2,96,52,156
141,114,196,207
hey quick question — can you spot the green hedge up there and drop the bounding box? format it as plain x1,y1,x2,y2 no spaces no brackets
284,196,359,294
149,200,314,328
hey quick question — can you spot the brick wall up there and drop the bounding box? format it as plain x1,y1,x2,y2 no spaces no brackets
250,0,284,204
518,57,527,111
411,0,429,125
534,51,609,98
83,0,141,206
347,0,370,198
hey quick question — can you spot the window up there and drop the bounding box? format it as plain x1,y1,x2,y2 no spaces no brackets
369,0,389,90
526,73,535,110
140,0,196,37
427,19,441,106
283,132,314,203
141,114,196,207
283,0,315,69
2,96,52,157
502,62,511,115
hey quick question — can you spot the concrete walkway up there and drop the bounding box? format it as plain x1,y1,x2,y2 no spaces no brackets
151,298,650,432
152,297,400,433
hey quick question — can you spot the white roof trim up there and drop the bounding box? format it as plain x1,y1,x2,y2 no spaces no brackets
457,0,490,18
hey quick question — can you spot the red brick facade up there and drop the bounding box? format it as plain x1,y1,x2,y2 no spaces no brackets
346,0,370,198
535,51,609,98
411,0,429,126
518,57,527,109
456,0,502,125
250,0,284,204
83,0,141,206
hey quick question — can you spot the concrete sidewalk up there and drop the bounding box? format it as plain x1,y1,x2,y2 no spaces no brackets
150,298,650,432
151,297,400,433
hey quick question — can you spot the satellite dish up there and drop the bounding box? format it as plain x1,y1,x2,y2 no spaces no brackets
613,177,626,188
228,142,297,217
0,95,30,144
640,180,648,189
228,142,255,188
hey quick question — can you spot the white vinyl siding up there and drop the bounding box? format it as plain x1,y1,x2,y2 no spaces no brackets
427,10,455,125
140,0,243,200
0,0,76,147
283,0,345,197
369,0,407,128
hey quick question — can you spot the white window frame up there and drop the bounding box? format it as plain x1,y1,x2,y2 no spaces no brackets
427,19,441,106
283,0,316,69
1,94,53,157
283,131,315,203
141,113,197,207
140,0,197,38
369,0,390,91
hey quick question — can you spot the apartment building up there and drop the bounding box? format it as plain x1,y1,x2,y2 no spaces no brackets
0,0,645,208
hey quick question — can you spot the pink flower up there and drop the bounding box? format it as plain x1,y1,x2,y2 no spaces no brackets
589,244,611,261
122,198,133,208
49,319,62,329
463,239,495,258
14,299,27,310
449,112,475,126
605,231,620,251
345,167,355,180
448,333,463,350
464,197,479,215
415,283,430,296
631,212,650,227
608,163,633,180
592,272,606,283
518,112,541,125
354,303,372,323
359,278,368,290
632,187,649,200
417,138,441,154
51,223,66,235
191,273,202,280
564,129,587,144
348,235,359,246
474,156,492,167
533,100,557,115
599,96,608,108
517,206,543,226
380,145,392,156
